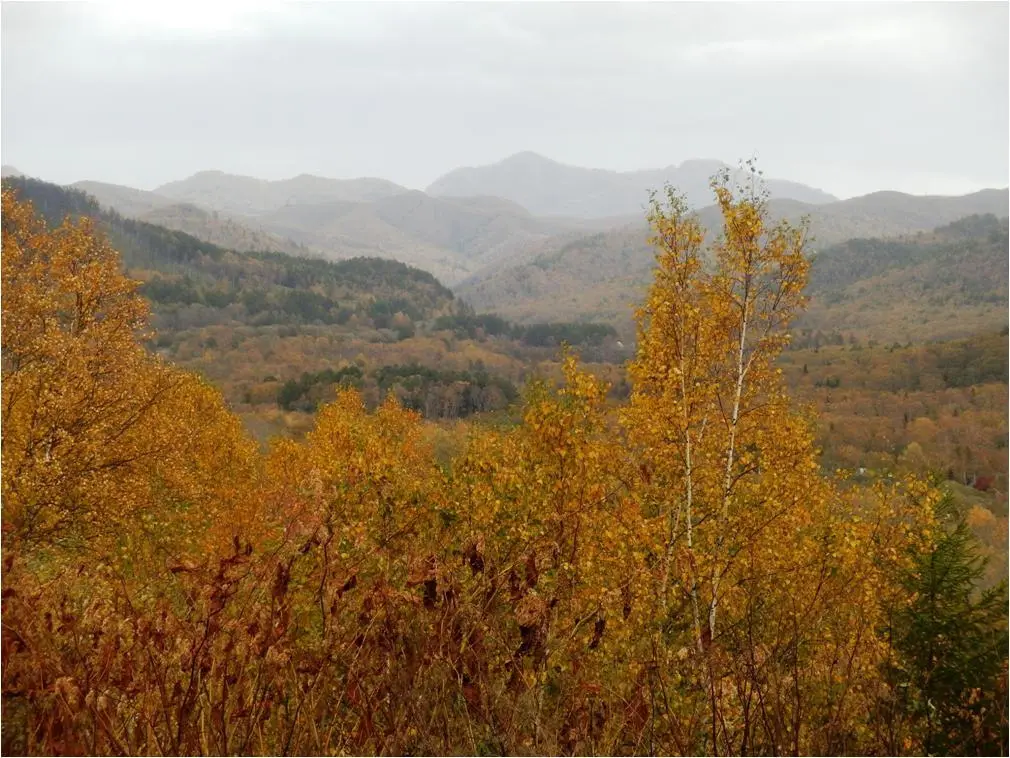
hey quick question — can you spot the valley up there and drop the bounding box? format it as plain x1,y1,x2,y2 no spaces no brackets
4,164,1006,507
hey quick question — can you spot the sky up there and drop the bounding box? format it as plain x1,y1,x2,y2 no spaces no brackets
2,1,1008,199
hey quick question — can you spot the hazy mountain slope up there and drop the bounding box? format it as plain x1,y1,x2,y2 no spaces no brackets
257,198,475,285
250,190,615,284
455,189,1010,342
154,170,409,216
1,165,25,178
757,187,1010,244
71,180,177,216
454,223,654,331
367,191,601,258
61,170,645,283
138,203,311,256
427,151,837,217
3,175,457,326
65,179,308,255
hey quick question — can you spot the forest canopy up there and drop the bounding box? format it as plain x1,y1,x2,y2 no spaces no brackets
1,173,1006,756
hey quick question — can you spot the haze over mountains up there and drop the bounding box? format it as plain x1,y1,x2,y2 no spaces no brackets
426,151,839,216
154,171,409,216
67,179,311,257
4,156,1008,300
455,187,1010,330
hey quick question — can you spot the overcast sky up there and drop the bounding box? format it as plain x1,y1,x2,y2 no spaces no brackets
2,2,1007,198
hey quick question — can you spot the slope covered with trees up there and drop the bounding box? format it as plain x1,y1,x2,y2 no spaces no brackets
3,176,1005,756
454,189,1010,333
3,176,457,327
1,178,627,434
69,179,310,256
799,214,1009,342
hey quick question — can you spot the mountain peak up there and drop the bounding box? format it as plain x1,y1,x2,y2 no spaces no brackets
676,158,730,171
189,169,233,179
428,153,838,217
500,151,553,165
154,169,409,216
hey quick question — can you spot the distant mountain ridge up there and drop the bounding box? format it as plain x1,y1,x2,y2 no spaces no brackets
68,167,646,285
248,190,609,284
2,175,457,331
16,158,1008,299
694,188,1010,246
16,167,593,284
454,187,1010,337
72,180,176,216
427,151,839,217
71,179,310,256
154,170,409,216
32,170,610,285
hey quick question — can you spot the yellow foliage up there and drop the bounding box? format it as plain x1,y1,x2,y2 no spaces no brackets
2,189,259,565
1,175,974,757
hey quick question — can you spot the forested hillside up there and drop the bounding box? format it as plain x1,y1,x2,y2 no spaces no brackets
2,178,628,437
70,179,310,256
55,171,628,286
4,178,1005,756
454,188,1010,329
3,177,457,325
799,214,1009,341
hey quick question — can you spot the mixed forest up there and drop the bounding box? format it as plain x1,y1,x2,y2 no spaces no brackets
1,165,1008,756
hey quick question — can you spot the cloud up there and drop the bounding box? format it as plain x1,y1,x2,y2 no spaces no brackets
90,2,285,38
680,22,926,69
1,2,1006,198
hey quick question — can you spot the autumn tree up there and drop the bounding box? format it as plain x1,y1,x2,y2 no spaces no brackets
2,188,268,755
442,354,648,753
621,166,939,754
2,188,259,563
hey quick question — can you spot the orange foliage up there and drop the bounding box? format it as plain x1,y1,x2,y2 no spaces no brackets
2,181,1001,756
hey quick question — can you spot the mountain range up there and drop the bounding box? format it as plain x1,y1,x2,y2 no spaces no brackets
67,179,311,257
453,187,1010,323
4,168,1007,398
4,158,1007,304
426,151,838,216
2,175,630,431
154,170,409,215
